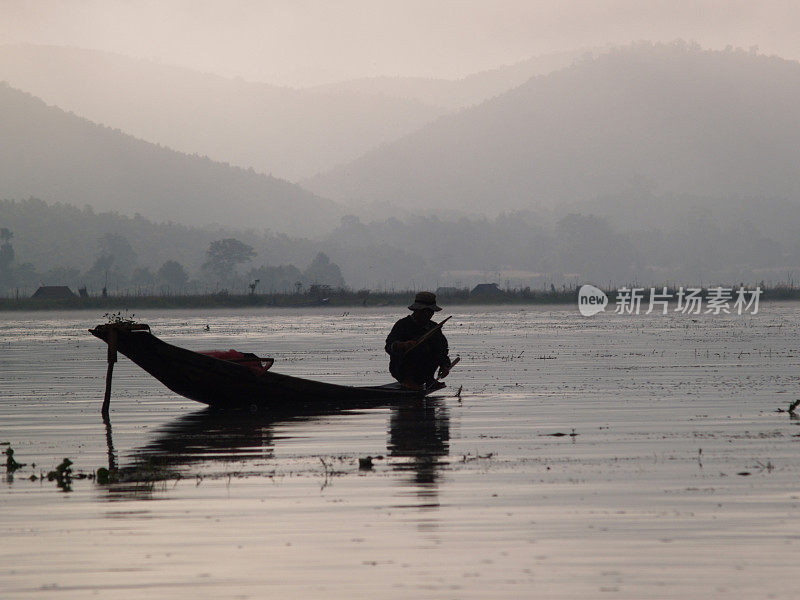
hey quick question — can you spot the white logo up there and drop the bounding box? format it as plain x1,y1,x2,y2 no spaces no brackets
578,284,608,316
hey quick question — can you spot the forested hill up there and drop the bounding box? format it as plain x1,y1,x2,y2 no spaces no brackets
0,83,339,235
305,43,800,214
0,44,446,181
307,50,580,109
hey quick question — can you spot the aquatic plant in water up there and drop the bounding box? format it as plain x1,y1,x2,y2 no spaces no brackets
95,467,119,485
47,458,74,492
776,399,800,416
103,310,137,325
4,447,25,473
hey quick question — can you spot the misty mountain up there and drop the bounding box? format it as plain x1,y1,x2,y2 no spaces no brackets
0,83,339,235
305,43,800,215
308,50,582,109
0,44,446,181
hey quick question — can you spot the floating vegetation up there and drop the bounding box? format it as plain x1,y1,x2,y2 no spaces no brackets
47,458,74,491
4,447,106,489
542,429,579,438
461,452,494,462
776,399,800,416
4,447,25,473
95,467,119,485
736,461,775,477
753,460,775,473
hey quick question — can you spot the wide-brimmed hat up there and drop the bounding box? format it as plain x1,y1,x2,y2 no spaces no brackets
408,291,442,311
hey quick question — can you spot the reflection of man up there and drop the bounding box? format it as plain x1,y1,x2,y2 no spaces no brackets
385,291,452,389
389,399,450,487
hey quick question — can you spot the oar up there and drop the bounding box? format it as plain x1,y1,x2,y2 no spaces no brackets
438,355,460,380
402,315,452,357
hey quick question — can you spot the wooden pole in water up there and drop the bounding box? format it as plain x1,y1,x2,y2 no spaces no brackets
101,328,118,419
103,414,118,471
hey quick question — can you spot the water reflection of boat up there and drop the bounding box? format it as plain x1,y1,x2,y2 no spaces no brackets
102,400,450,499
102,406,364,497
107,409,284,491
90,323,445,409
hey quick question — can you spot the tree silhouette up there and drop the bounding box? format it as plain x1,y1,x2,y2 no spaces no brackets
98,233,137,275
202,238,256,282
302,252,345,288
157,260,189,292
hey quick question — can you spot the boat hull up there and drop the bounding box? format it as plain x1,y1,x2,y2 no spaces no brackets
90,324,444,409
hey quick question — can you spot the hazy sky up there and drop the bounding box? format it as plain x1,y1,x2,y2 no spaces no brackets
1,0,798,86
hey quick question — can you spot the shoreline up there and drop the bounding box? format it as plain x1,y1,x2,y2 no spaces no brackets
0,290,571,311
1,285,799,311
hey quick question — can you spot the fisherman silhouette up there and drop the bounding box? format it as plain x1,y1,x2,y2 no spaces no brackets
385,291,452,389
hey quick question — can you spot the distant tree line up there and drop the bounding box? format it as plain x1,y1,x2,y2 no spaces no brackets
3,194,800,298
0,200,346,296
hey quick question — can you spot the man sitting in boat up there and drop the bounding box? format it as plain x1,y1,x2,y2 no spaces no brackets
385,291,452,389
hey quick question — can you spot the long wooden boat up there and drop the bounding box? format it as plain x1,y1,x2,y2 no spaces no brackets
90,323,445,409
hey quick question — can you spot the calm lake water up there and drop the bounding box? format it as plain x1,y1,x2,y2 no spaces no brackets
2,304,800,599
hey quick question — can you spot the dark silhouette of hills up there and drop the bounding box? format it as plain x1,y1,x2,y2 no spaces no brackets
0,44,446,181
305,43,800,214
0,83,339,234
